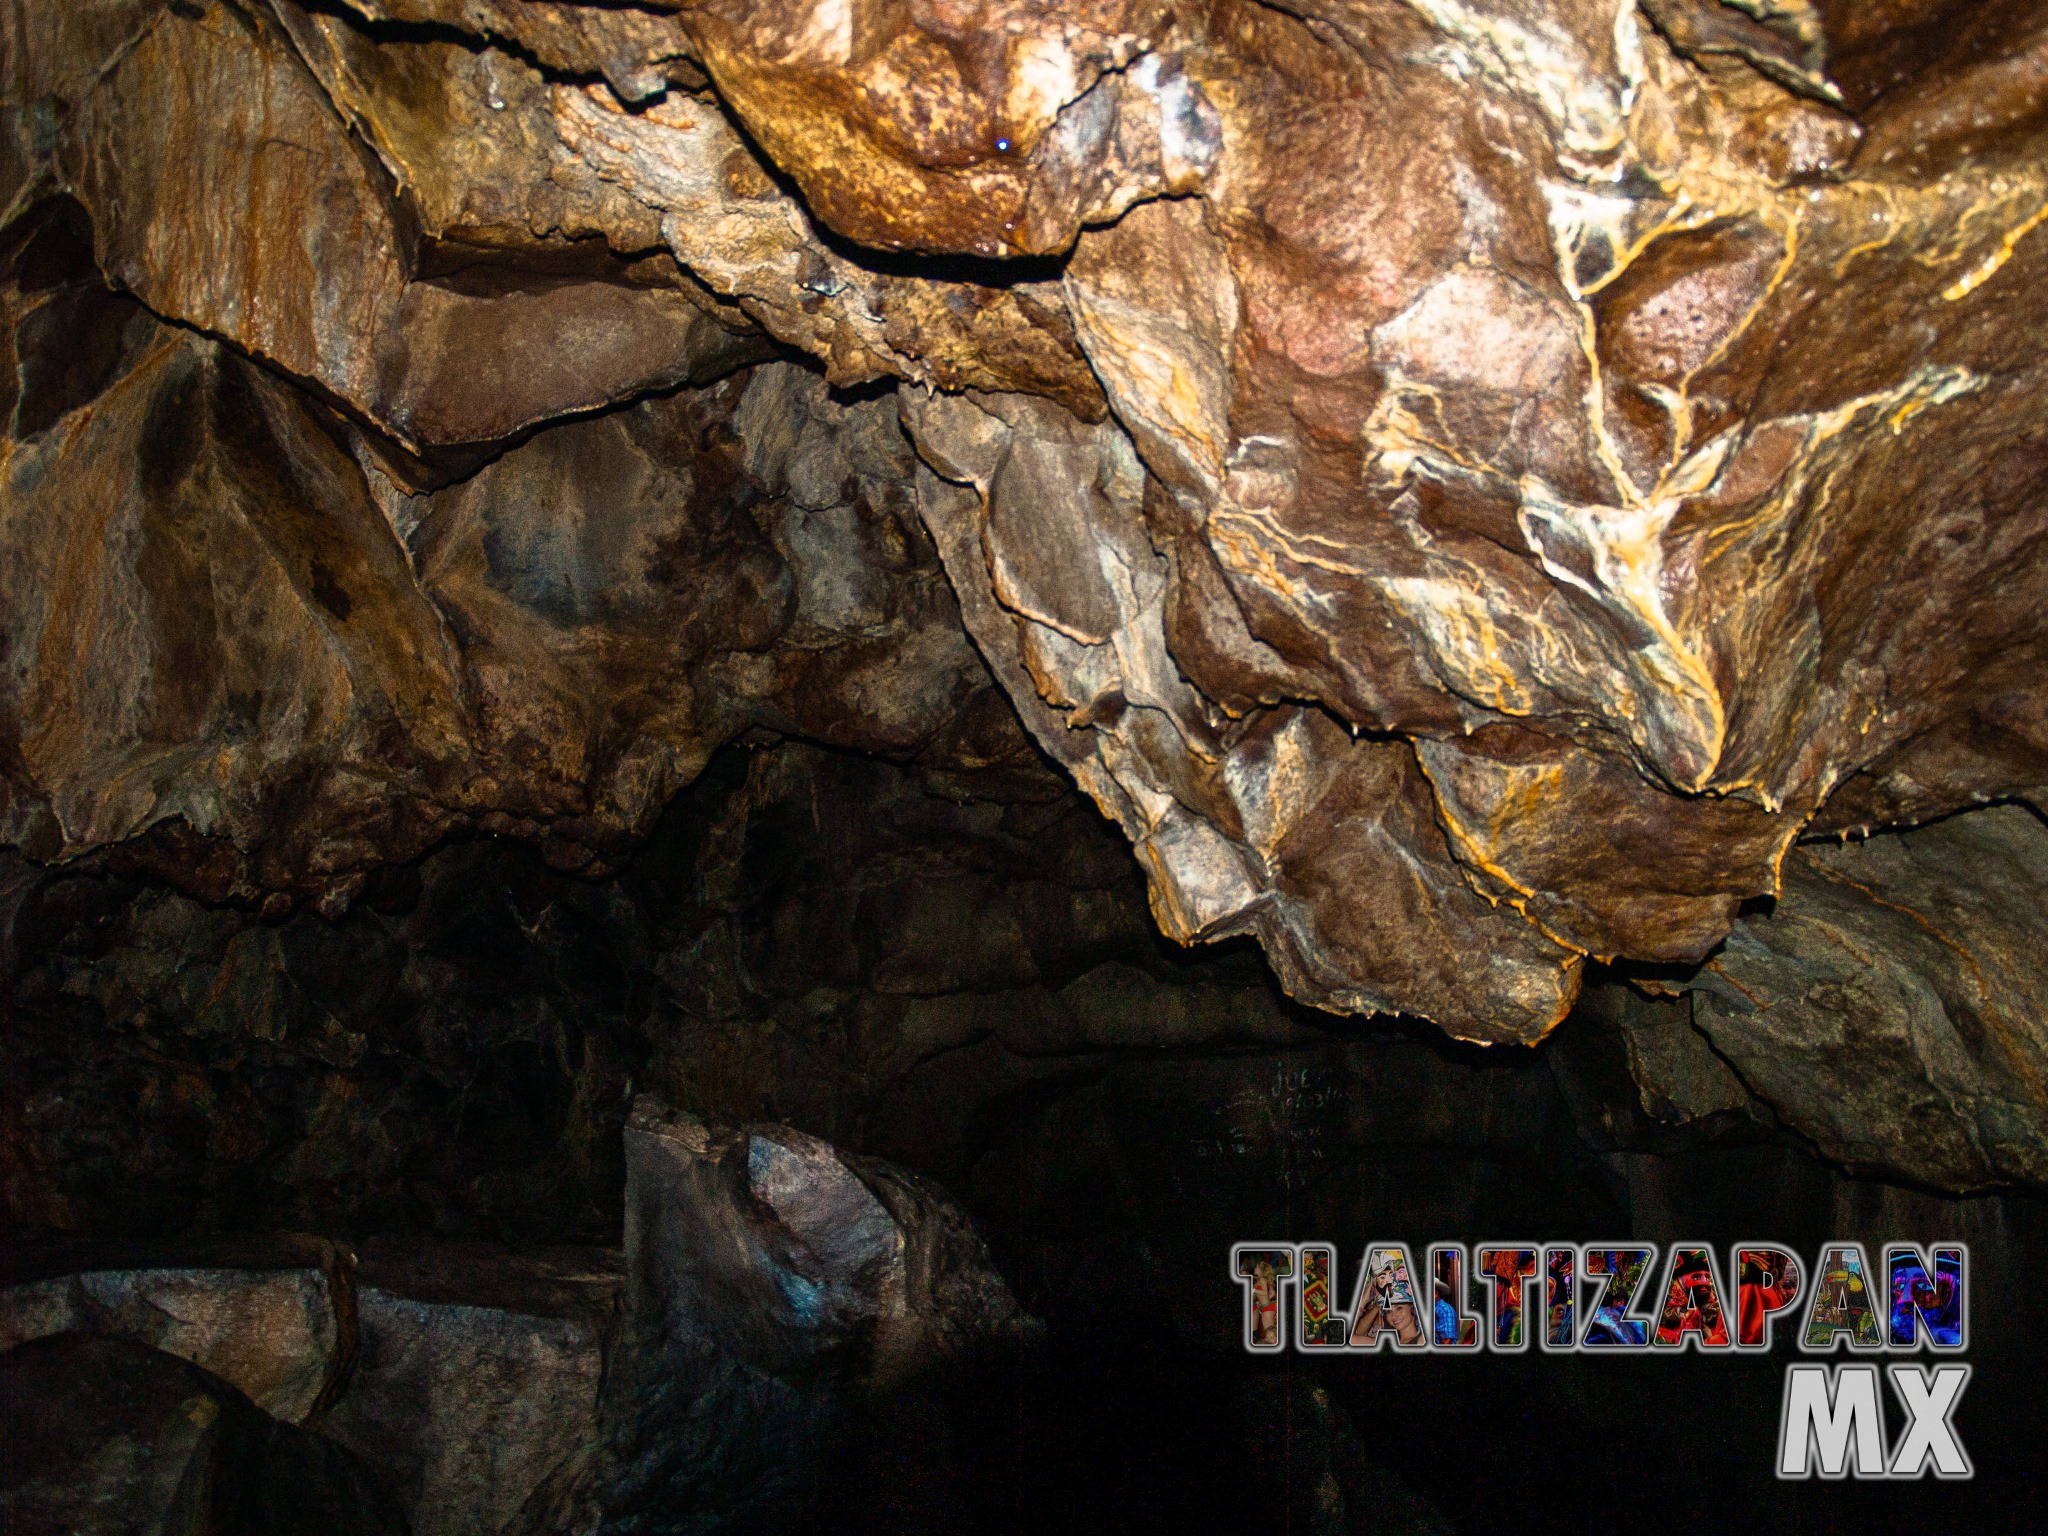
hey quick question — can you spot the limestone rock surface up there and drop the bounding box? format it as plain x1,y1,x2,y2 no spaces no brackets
870,0,2048,1039
3,0,2046,1048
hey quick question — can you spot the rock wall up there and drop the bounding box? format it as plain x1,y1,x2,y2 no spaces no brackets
8,737,2044,1255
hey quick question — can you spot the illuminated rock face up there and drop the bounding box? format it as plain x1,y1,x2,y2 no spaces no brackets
4,2,2046,1045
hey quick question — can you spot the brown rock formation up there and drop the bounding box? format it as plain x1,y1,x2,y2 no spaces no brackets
4,0,2045,1051
0,292,1025,902
1683,803,2048,1191
875,0,2048,1039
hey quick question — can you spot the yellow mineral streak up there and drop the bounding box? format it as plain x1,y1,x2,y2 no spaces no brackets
1411,758,1594,958
1356,376,1728,775
1830,181,1910,278
1461,24,2034,798
1701,364,1984,562
1943,199,2048,302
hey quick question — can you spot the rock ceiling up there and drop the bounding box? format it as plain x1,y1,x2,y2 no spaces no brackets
3,0,2045,1046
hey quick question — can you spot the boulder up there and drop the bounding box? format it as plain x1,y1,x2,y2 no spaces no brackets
0,1234,350,1423
320,1240,621,1536
522,1098,1033,1533
0,1332,406,1536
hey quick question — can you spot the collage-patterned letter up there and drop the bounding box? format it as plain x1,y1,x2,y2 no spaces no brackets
1803,1244,1884,1352
1653,1246,1732,1350
1885,1244,1966,1350
1428,1244,1481,1351
1233,1246,1295,1352
1350,1245,1427,1351
1581,1247,1655,1349
1734,1245,1804,1350
1298,1245,1349,1349
1477,1246,1538,1352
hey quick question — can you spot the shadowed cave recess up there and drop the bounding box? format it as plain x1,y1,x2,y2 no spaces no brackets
3,1,2047,1532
